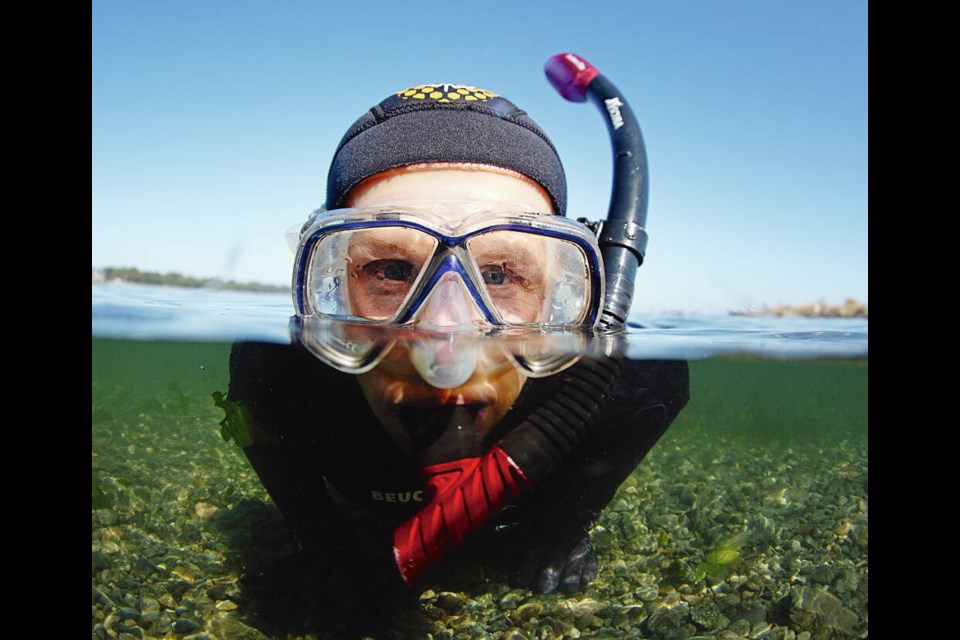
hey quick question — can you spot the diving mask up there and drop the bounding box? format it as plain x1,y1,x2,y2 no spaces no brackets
292,206,605,330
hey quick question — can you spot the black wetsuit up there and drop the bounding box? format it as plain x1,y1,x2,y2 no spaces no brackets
228,340,689,607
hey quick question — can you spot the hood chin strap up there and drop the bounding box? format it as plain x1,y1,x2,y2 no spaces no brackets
392,353,622,584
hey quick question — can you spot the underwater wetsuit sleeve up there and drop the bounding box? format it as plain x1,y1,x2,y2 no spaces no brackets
227,342,355,550
504,358,690,552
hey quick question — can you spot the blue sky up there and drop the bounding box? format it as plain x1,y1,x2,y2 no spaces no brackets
92,0,867,316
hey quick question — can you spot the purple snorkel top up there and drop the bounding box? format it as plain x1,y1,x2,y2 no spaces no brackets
544,53,601,103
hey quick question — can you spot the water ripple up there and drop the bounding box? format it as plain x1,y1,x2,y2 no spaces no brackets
92,284,867,359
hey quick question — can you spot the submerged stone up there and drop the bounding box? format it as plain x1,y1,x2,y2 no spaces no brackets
436,591,467,613
92,551,111,575
646,601,691,634
157,593,177,610
555,597,604,618
514,601,544,622
728,619,752,636
117,607,140,622
790,586,858,635
205,583,229,600
499,591,523,610
690,602,720,627
768,628,796,640
194,502,219,518
172,618,199,634
208,615,271,640
576,613,603,629
740,605,768,625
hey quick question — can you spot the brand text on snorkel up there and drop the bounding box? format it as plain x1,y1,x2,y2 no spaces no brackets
604,97,625,130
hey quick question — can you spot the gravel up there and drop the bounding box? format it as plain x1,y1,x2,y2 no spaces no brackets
92,360,867,639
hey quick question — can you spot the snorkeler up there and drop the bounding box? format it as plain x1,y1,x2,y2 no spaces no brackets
226,54,689,633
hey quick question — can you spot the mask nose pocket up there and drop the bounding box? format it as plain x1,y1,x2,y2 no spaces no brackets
412,271,486,329
408,273,485,388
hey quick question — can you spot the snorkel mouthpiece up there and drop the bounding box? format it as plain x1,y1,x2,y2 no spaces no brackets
546,53,650,329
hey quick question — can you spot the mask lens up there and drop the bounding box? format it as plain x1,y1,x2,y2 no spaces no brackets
293,316,395,374
466,230,592,326
306,226,438,319
504,330,584,377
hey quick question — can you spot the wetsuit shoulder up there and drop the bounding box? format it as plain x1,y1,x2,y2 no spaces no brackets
495,357,690,545
228,341,423,523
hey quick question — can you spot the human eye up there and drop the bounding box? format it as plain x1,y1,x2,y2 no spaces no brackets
362,259,416,282
481,264,529,288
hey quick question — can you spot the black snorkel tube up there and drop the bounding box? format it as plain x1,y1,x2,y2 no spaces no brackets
545,53,649,330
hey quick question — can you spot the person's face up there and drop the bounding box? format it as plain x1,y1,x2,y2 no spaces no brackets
346,164,555,453
344,226,549,324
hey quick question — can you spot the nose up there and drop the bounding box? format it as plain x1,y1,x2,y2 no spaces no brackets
412,271,486,330
408,272,485,388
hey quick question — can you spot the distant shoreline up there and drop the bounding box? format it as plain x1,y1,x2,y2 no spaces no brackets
729,298,867,319
91,267,288,294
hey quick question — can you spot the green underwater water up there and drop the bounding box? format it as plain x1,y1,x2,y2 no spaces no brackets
91,338,868,639
667,356,867,445
91,339,867,444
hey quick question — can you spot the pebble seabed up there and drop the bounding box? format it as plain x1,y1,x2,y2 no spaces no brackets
92,380,868,640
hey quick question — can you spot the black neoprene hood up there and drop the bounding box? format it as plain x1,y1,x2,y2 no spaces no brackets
325,84,568,215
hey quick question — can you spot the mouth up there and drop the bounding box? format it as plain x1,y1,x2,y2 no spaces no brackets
397,403,486,452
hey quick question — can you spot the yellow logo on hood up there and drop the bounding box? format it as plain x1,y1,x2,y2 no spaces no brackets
397,84,498,103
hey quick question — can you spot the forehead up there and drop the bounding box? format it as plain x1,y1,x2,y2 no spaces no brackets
347,165,555,221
